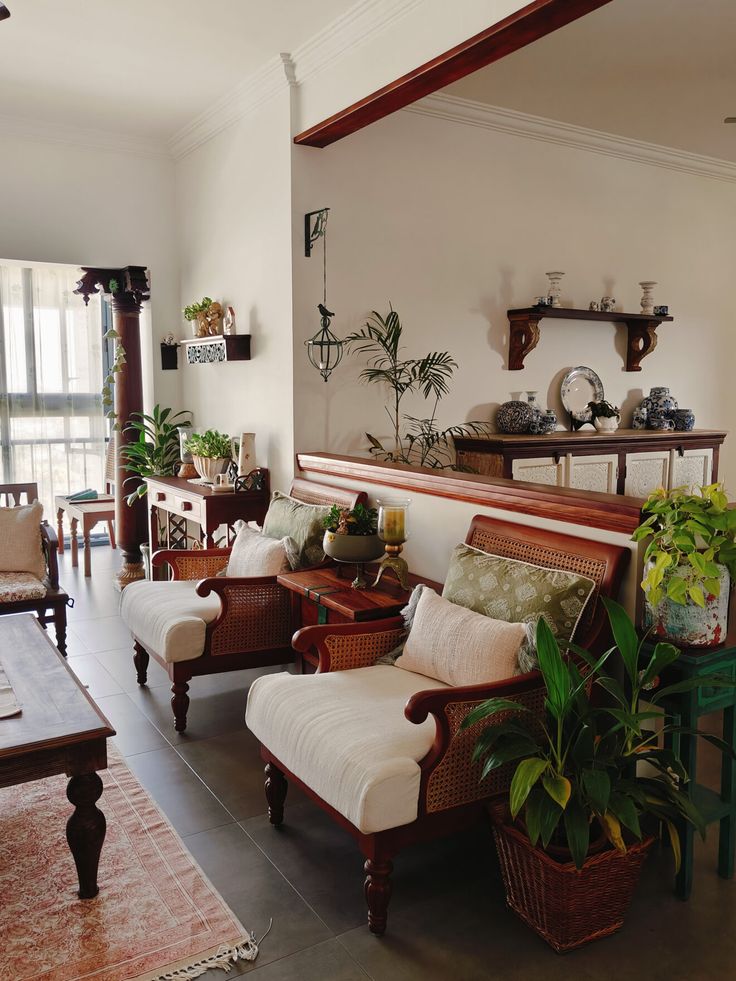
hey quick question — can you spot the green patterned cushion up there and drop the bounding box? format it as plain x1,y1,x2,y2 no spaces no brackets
442,543,595,672
261,491,330,570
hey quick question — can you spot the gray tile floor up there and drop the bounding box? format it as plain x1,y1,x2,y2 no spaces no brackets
58,546,735,980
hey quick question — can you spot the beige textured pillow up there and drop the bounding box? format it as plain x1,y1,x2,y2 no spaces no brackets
0,501,46,579
397,586,526,687
226,525,297,577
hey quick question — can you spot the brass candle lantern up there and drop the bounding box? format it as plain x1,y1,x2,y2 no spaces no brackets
373,498,411,590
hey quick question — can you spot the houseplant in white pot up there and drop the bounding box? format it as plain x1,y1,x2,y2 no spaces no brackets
633,482,736,646
184,430,232,483
588,399,620,432
322,503,383,588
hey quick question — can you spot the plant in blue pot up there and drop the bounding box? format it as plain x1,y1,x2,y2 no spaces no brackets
633,483,736,646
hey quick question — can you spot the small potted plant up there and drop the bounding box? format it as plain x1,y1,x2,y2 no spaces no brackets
183,296,213,337
633,482,736,646
121,405,191,504
463,599,734,952
184,429,232,483
322,504,383,588
588,399,620,432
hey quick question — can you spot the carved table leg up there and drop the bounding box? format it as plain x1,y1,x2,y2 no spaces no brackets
66,772,106,900
83,525,92,578
56,506,65,554
364,857,393,935
70,516,79,568
171,680,190,732
265,762,288,827
54,603,68,658
133,641,149,685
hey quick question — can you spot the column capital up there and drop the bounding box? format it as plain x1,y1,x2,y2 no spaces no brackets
74,266,150,312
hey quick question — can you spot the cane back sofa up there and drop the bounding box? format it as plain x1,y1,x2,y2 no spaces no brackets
121,478,366,732
246,514,630,934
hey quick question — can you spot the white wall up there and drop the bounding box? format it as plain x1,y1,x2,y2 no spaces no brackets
292,107,736,488
0,133,180,413
175,91,295,492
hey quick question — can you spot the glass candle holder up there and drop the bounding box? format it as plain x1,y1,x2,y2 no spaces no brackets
374,498,411,589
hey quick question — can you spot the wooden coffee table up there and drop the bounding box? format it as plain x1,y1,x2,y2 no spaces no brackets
0,615,115,899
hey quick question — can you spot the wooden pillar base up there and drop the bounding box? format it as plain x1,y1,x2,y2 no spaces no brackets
115,561,145,591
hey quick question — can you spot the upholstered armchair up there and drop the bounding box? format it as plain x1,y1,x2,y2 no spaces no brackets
0,482,69,655
246,514,630,934
121,478,366,732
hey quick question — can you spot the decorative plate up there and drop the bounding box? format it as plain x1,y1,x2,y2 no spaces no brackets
560,366,604,424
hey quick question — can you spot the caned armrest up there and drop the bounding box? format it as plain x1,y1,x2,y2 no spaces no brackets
152,547,230,580
196,575,293,655
292,617,406,673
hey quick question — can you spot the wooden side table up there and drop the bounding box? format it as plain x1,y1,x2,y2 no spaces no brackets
277,565,441,670
55,495,116,578
641,633,736,900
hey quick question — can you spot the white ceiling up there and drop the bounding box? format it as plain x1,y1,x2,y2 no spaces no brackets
447,0,736,163
0,0,347,140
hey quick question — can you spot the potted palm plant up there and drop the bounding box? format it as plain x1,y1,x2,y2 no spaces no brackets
463,599,734,951
185,430,233,483
633,482,736,646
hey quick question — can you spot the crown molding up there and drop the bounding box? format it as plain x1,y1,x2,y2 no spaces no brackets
1,113,169,159
406,93,736,184
290,0,424,84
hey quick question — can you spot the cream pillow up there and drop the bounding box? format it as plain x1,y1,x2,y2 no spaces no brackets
0,501,46,579
226,525,297,577
396,586,526,687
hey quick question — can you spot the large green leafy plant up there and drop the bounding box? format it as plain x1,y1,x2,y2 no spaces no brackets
344,307,487,469
632,483,736,607
121,405,191,504
185,430,232,459
462,599,734,869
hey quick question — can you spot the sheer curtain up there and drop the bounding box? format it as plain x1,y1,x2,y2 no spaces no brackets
0,262,106,514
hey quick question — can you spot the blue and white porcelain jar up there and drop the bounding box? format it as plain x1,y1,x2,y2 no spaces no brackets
674,408,695,431
496,398,534,434
641,386,678,418
632,406,648,430
526,392,544,434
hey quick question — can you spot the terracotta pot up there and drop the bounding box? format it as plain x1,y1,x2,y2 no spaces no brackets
192,455,231,483
322,532,384,564
644,562,730,648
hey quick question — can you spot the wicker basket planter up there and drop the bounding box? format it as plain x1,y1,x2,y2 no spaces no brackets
493,822,654,952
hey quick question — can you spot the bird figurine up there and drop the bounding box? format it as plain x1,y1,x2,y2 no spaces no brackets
318,303,334,319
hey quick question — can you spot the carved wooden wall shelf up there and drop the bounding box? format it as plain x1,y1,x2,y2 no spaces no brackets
507,307,673,372
181,335,251,365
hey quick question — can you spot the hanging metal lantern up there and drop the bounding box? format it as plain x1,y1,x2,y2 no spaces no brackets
306,303,342,382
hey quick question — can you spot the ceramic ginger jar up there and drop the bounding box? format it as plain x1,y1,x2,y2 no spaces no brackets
641,387,678,419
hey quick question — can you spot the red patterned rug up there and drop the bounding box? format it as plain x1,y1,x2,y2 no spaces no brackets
0,752,260,980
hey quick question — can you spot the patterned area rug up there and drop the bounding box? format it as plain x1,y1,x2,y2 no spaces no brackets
0,752,258,980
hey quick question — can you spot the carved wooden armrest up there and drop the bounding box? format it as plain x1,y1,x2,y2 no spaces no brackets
41,521,60,590
196,575,293,655
292,617,406,672
405,671,546,815
152,547,231,580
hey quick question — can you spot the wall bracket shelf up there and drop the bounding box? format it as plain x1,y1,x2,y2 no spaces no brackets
507,306,673,372
181,335,251,365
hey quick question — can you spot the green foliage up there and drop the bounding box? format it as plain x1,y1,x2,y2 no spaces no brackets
102,328,126,431
121,405,191,505
184,429,232,459
322,503,378,536
462,598,736,869
587,399,620,419
183,296,213,321
344,307,488,469
632,483,736,606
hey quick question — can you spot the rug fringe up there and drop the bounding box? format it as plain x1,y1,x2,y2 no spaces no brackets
148,920,273,980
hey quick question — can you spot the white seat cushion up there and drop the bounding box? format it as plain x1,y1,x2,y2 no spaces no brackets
246,665,449,834
120,580,222,664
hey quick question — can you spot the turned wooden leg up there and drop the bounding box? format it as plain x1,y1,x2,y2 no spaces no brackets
171,681,190,732
133,642,149,685
70,516,79,568
265,763,288,827
83,532,92,578
364,857,393,935
56,506,65,554
54,603,67,658
108,520,117,549
66,772,106,900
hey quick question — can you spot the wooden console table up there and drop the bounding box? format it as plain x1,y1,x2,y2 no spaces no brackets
455,430,726,499
146,472,270,552
55,495,116,577
0,615,115,899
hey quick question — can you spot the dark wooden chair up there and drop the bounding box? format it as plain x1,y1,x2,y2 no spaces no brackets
123,478,367,732
249,514,631,934
0,481,69,656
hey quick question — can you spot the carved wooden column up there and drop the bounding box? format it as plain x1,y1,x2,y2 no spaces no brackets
75,267,149,589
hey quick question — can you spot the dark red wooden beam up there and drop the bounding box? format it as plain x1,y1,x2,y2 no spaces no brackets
294,0,614,148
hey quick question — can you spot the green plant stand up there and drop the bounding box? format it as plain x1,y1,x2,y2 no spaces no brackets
640,637,736,899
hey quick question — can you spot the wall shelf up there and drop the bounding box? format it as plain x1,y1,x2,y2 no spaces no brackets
507,306,674,372
181,335,251,365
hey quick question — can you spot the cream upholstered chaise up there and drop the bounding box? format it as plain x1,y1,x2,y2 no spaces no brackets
246,515,630,935
120,478,365,732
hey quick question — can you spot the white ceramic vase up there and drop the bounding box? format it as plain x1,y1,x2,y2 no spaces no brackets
639,281,657,316
237,433,256,475
594,416,619,432
192,455,230,482
545,271,565,307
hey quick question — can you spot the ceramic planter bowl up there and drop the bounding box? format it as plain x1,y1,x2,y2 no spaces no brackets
192,455,231,482
322,532,385,564
594,416,619,432
644,562,730,647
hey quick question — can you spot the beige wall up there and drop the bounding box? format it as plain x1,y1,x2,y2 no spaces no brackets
292,107,736,487
0,133,180,414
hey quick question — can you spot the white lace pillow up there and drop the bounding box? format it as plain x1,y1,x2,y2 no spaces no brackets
0,501,46,579
396,586,526,687
226,525,298,578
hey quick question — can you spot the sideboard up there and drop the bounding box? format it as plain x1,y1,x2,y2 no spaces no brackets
454,430,727,497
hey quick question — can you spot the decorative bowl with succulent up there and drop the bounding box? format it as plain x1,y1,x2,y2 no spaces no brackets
322,504,384,585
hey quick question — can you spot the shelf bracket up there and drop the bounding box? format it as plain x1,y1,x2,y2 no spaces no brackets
624,318,659,372
508,312,541,370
